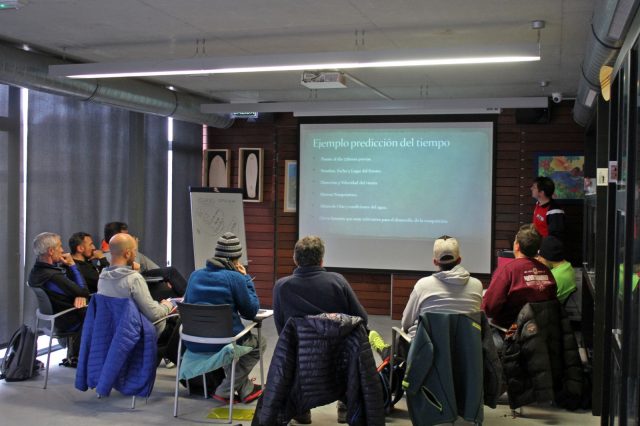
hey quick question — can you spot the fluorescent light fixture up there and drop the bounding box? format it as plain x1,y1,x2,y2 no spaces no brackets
0,1,25,10
201,97,548,116
49,45,540,79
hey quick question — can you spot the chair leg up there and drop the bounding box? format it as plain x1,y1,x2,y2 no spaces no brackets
258,326,264,386
389,328,397,397
131,396,136,409
228,358,237,424
31,317,39,383
173,339,183,417
203,373,208,398
43,332,54,389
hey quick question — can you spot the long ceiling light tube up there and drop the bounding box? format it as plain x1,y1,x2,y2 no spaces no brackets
49,45,540,79
200,97,549,114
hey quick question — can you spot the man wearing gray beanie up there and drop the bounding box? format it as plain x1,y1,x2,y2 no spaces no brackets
183,231,266,404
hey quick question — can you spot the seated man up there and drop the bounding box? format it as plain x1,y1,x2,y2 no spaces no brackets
68,231,109,294
28,232,90,366
97,233,179,363
184,232,265,405
272,235,368,424
102,221,187,297
482,224,557,330
537,236,577,304
401,235,483,337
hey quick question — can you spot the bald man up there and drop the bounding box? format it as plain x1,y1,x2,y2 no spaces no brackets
98,233,174,336
97,233,181,364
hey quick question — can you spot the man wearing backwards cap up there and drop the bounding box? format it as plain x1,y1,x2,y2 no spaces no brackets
536,236,577,304
401,235,483,337
183,232,265,404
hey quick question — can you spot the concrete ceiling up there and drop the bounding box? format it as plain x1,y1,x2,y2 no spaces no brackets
0,0,595,105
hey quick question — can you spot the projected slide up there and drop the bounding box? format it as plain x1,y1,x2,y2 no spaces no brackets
299,122,493,273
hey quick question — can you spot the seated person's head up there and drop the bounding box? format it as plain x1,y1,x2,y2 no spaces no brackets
109,233,138,267
33,232,62,263
514,224,541,258
537,236,565,266
104,222,128,245
293,235,324,267
69,231,94,259
433,235,461,271
215,232,243,264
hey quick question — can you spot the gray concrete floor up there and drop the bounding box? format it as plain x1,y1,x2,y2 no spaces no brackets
1,314,600,425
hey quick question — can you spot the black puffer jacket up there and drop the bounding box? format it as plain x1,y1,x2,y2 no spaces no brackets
502,300,583,409
258,314,384,426
28,261,89,331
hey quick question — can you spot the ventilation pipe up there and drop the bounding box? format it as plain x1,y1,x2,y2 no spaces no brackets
573,0,640,126
0,43,233,128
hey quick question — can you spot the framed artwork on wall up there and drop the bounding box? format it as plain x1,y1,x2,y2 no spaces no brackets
238,148,264,202
284,160,297,212
204,149,231,188
535,152,584,200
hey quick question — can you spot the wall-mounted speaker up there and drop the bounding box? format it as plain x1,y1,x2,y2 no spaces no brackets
515,107,550,124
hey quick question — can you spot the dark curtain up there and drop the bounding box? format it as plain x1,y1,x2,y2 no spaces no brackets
139,115,168,265
171,120,202,278
0,85,22,345
24,91,168,324
2,87,199,342
0,130,11,343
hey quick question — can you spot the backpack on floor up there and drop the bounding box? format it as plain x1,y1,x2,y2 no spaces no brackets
377,355,406,414
0,324,39,382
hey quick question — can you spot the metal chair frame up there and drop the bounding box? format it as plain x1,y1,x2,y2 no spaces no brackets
29,285,83,389
173,303,260,424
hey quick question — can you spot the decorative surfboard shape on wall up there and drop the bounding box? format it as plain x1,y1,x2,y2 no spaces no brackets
204,149,230,188
238,148,263,202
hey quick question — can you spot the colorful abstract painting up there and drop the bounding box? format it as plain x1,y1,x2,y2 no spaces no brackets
536,153,584,200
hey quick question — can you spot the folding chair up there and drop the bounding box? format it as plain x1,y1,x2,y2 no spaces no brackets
173,303,260,424
29,285,83,389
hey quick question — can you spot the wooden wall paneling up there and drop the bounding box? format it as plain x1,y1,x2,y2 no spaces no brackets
207,104,585,316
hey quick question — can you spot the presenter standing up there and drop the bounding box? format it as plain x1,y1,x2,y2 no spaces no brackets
531,176,565,240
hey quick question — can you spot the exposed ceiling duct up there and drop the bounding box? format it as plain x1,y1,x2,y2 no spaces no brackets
573,0,640,127
0,42,233,128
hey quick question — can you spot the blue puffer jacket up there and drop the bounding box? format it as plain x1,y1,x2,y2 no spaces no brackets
75,294,158,397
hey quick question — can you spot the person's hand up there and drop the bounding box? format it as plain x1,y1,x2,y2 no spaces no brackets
60,253,75,266
235,264,247,275
73,297,87,309
91,249,105,260
132,261,140,271
160,299,174,311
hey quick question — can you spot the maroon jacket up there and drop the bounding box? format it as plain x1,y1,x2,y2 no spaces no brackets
482,257,557,328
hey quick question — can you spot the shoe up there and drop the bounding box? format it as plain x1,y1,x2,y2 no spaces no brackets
369,330,391,356
211,392,239,404
337,401,347,423
292,410,312,424
241,384,262,404
59,357,78,368
164,358,175,369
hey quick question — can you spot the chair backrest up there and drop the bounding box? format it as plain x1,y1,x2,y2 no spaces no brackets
177,303,233,338
29,285,55,316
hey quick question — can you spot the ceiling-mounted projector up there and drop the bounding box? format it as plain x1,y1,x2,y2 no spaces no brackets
301,71,347,89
